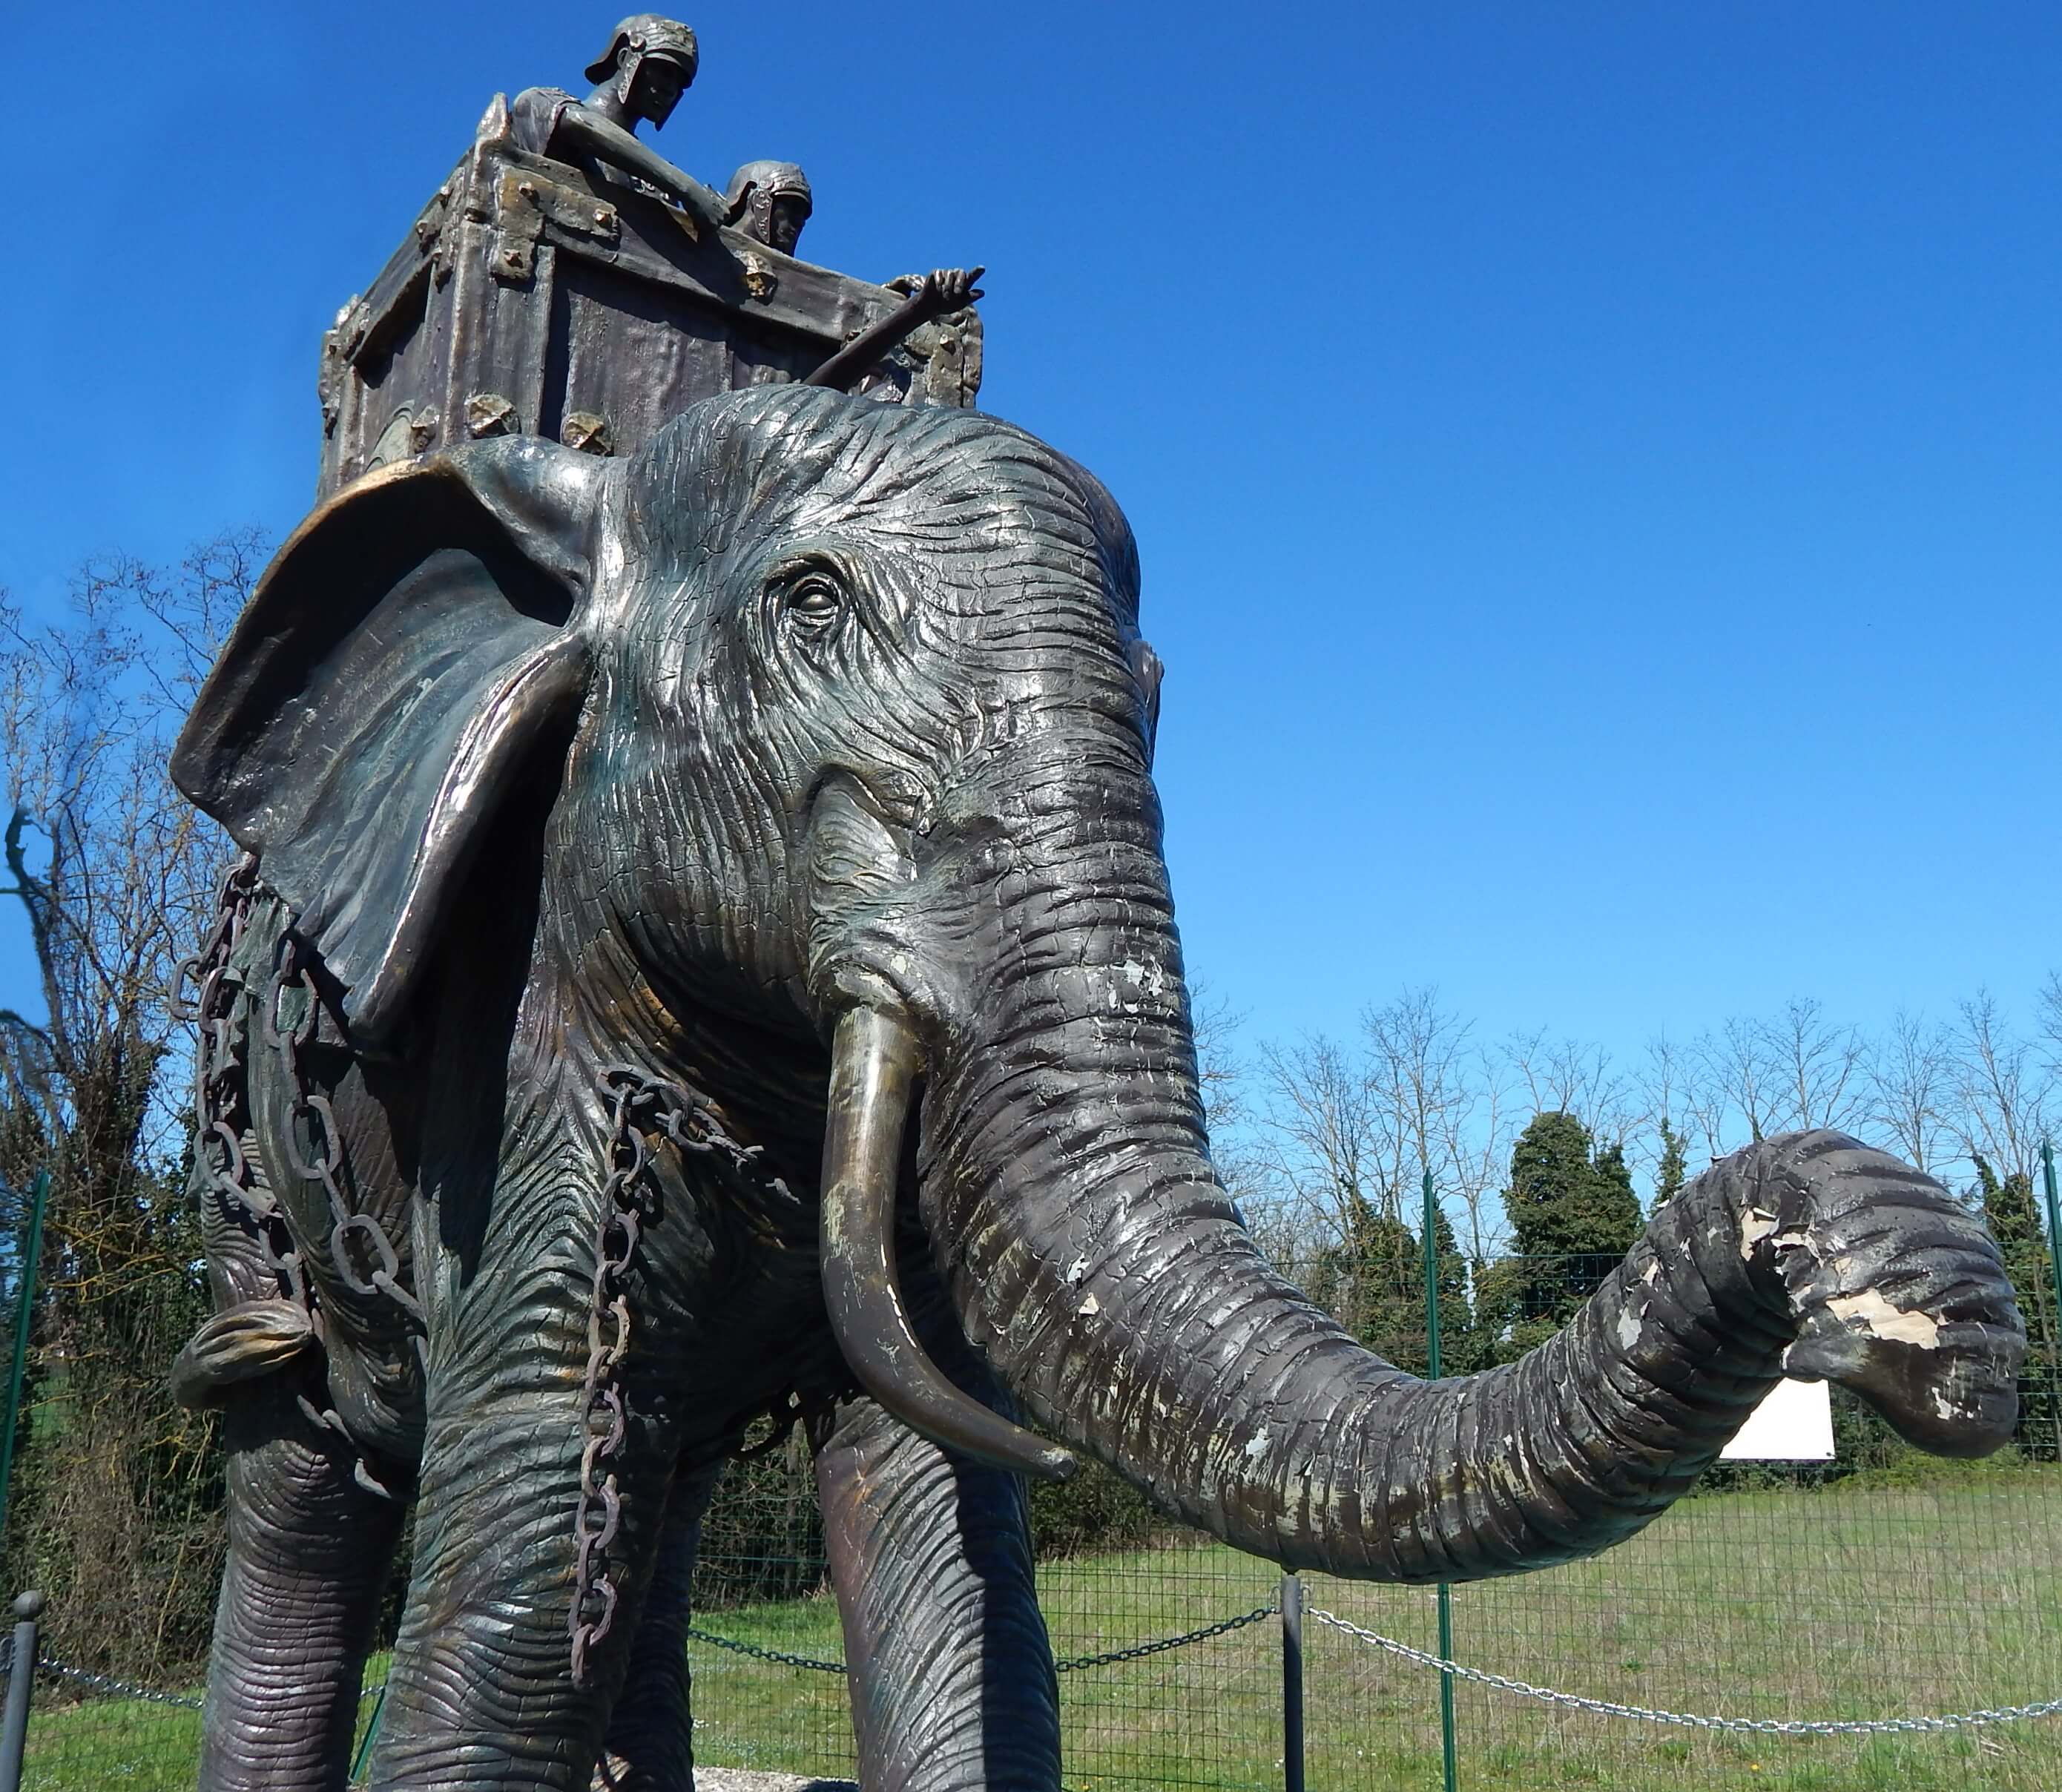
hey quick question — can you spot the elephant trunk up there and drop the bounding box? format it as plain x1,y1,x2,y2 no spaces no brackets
904,774,2023,1581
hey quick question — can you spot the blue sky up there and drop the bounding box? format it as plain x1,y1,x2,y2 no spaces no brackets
4,2,2058,1068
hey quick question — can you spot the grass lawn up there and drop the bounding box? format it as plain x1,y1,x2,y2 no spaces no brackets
19,1670,384,1791
692,1471,2062,1791
20,1472,2062,1791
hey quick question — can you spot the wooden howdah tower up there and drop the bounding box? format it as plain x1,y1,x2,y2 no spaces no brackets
314,94,982,501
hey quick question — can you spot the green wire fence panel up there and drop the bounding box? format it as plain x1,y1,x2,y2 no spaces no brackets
686,1432,852,1780
7,1252,2062,1790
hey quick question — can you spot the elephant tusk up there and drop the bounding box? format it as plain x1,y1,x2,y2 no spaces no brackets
820,1005,1076,1481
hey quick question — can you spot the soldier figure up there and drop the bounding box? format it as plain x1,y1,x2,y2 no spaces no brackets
722,160,814,256
510,15,725,234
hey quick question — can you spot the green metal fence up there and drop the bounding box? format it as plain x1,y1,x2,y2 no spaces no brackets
8,1173,2062,1791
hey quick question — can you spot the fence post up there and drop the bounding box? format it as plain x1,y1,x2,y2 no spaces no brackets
0,1590,43,1792
0,1172,50,1549
2042,1144,2062,1368
351,1679,388,1787
1422,1170,1458,1792
1280,1572,1304,1792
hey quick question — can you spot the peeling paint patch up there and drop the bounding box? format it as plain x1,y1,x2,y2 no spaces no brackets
1739,1208,1780,1259
1641,1260,1661,1286
1244,1434,1269,1460
1616,1308,1643,1351
1827,1288,1942,1348
1117,955,1167,998
1077,1293,1100,1317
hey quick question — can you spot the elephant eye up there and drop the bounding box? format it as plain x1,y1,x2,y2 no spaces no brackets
775,567,849,642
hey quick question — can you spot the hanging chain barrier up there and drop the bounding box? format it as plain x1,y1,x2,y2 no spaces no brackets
24,1655,384,1713
685,1627,849,1675
683,1599,1283,1679
1053,1602,1280,1673
1308,1605,2062,1736
32,1658,202,1710
571,1067,785,1688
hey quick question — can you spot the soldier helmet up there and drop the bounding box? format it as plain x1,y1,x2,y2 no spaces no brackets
584,16,700,86
723,160,814,222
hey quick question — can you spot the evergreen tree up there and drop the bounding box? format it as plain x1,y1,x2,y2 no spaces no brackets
1489,1111,1645,1357
1590,1141,1643,1245
1974,1156,2058,1458
1653,1116,1689,1213
1307,1188,1424,1368
1425,1202,1477,1374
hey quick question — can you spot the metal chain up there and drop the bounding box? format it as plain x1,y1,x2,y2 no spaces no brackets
178,857,414,1502
31,1658,204,1710
682,1601,1282,1679
264,932,429,1350
260,923,424,1501
27,1654,383,1711
683,1627,848,1675
1053,1601,1279,1672
571,1068,777,1688
181,856,308,1311
1307,1606,2062,1735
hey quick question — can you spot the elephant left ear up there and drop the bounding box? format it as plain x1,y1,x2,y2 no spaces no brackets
171,437,610,1042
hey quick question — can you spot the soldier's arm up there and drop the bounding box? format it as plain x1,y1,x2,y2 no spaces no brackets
805,269,985,392
552,106,726,233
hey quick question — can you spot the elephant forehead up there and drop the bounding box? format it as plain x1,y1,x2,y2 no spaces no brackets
620,387,1137,596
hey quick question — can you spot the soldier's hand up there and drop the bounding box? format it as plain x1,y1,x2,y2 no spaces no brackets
918,266,985,311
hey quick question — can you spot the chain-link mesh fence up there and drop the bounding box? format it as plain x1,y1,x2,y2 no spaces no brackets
4,1208,2062,1790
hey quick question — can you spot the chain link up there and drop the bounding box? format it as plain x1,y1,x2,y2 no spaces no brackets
186,857,306,1311
571,1069,777,1687
682,1601,1282,1679
24,1654,383,1712
265,933,428,1348
1307,1606,2062,1735
31,1658,203,1710
1053,1602,1279,1672
683,1626,848,1675
182,857,415,1501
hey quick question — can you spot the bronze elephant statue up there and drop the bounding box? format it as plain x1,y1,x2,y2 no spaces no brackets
168,386,2024,1791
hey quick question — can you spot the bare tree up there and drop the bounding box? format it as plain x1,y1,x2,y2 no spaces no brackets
1948,991,2054,1185
1762,997,1867,1136
0,536,256,1678
1188,984,1284,1248
1363,988,1511,1259
2035,971,2062,1084
1503,1030,1636,1148
1257,1032,1387,1245
1865,1009,1954,1176
0,541,253,1145
1693,1015,1782,1146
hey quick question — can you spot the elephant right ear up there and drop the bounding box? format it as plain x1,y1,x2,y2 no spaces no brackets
172,437,610,1044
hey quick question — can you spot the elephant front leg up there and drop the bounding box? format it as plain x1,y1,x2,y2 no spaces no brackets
201,1380,406,1792
589,1460,723,1791
814,1387,1059,1792
364,1299,681,1791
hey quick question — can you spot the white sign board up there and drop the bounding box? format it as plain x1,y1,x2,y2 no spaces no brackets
1719,1377,1835,1461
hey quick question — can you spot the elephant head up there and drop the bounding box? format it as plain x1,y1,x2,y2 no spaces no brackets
174,386,2023,1785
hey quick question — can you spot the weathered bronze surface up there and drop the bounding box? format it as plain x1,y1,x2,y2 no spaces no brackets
317,26,982,501
723,159,814,254
174,24,2027,1792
